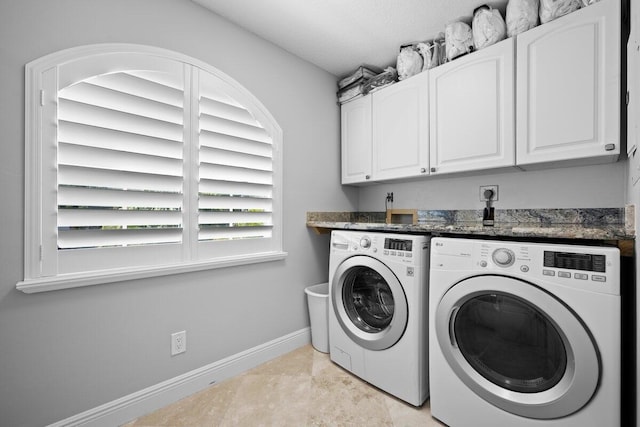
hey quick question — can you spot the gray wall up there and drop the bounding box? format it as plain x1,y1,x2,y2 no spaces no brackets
358,162,627,211
0,1,356,426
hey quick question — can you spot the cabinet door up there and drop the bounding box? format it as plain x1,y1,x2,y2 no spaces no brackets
372,71,429,181
341,95,372,184
516,0,620,168
429,38,515,175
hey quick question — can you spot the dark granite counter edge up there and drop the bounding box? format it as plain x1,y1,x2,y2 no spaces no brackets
306,208,636,242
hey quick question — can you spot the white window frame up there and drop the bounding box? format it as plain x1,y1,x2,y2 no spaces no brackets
18,44,286,293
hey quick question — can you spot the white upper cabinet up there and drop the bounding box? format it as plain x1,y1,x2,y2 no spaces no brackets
341,95,372,184
429,38,515,175
340,0,621,184
372,71,430,181
516,0,621,168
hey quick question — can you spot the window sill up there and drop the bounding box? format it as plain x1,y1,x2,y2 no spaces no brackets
16,251,288,294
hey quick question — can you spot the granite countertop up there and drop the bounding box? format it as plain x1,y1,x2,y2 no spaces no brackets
307,208,635,242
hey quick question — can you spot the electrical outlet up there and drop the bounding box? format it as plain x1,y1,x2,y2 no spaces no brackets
171,331,186,356
479,185,499,202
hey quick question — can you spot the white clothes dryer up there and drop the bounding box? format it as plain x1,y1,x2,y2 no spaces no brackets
328,230,430,406
429,237,621,426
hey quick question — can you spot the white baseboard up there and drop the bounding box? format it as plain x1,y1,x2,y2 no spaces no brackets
49,328,311,427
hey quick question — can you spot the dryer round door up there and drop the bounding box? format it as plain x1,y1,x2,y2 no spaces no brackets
435,275,599,420
332,256,408,351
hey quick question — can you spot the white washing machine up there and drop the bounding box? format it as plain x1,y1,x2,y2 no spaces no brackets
429,237,621,426
328,230,430,406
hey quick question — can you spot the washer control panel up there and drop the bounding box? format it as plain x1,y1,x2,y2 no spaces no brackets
331,231,428,265
383,238,414,258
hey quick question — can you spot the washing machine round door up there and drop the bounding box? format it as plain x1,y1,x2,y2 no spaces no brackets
332,255,408,351
435,275,599,419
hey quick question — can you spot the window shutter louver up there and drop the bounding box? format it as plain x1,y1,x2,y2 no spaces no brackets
197,73,273,242
57,70,185,249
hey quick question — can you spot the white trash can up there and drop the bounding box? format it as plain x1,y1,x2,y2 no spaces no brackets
305,282,329,353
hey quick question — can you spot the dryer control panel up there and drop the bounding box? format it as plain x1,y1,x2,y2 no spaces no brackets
431,237,620,296
543,251,606,272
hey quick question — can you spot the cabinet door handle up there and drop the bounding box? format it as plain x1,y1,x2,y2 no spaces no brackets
420,168,427,173
365,175,371,180
430,167,436,173
605,143,616,151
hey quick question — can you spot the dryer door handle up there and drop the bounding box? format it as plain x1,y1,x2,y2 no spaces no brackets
449,306,460,348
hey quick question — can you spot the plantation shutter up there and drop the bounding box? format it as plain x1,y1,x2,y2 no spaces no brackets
22,45,284,290
57,70,185,249
198,72,273,242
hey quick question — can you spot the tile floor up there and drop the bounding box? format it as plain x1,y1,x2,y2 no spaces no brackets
123,344,446,426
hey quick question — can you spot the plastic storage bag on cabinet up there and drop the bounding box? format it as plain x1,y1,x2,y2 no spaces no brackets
506,0,539,37
417,41,439,70
397,45,424,80
539,0,582,24
472,5,507,50
445,21,474,61
363,67,398,94
434,34,447,65
580,0,600,5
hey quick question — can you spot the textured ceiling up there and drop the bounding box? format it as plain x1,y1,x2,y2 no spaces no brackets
192,0,508,78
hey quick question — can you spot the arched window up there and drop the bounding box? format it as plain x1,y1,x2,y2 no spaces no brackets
20,44,285,293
